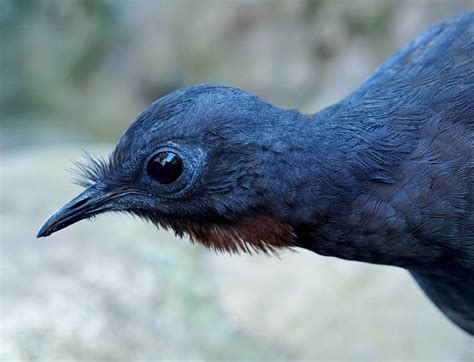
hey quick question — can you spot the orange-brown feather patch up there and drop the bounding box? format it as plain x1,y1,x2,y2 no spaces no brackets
160,216,296,255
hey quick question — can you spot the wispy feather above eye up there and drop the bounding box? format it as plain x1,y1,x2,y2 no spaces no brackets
70,150,112,188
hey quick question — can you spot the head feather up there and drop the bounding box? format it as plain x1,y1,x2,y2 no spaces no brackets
70,150,112,187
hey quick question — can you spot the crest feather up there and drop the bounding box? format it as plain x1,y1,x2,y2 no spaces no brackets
70,150,112,187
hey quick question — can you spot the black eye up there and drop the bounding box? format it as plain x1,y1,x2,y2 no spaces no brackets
147,151,183,184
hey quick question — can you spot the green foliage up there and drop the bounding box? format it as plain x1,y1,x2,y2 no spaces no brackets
1,0,471,142
1,0,120,128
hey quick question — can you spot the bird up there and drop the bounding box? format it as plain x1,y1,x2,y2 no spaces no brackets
37,12,473,335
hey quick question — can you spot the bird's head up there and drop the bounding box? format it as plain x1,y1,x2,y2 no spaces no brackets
37,84,303,253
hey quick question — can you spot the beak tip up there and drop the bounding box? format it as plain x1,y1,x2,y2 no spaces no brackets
35,186,107,239
36,222,52,238
36,230,47,238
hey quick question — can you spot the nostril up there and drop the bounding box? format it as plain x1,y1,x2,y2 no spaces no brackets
71,197,89,209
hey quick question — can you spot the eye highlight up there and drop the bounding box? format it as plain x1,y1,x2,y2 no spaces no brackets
147,151,183,184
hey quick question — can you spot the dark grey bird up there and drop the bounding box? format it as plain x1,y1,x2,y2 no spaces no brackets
38,12,473,335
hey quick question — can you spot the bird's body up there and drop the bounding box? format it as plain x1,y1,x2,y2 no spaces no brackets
38,12,474,334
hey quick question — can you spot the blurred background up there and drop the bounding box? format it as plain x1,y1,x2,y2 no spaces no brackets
1,0,473,360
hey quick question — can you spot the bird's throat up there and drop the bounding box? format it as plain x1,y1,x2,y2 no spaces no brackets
159,215,296,254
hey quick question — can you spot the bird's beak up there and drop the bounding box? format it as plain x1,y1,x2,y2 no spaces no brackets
37,187,113,238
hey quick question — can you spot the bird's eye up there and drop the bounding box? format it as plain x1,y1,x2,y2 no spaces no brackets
147,151,183,184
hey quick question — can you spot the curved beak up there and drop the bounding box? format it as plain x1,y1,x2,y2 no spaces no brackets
37,187,113,238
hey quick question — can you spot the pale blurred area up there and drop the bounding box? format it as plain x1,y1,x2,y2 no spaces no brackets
1,0,473,361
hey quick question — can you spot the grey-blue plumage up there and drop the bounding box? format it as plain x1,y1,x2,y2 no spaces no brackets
38,12,474,334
